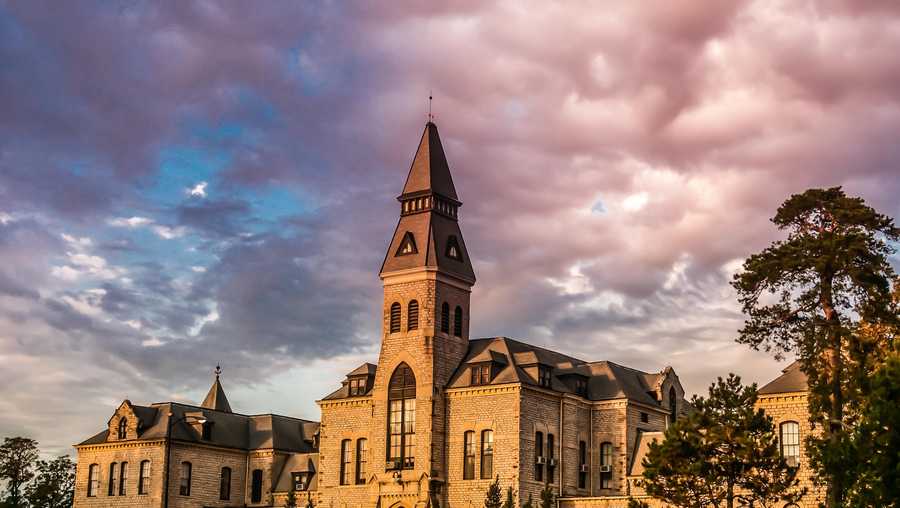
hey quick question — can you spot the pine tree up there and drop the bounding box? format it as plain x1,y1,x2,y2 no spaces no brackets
732,187,899,507
539,485,554,508
284,488,297,508
484,475,502,508
640,374,803,508
501,486,515,508
522,493,534,508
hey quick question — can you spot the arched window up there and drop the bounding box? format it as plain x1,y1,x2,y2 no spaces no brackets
138,461,150,495
219,467,231,501
388,363,416,469
118,417,127,440
356,438,368,485
108,462,118,496
251,469,263,503
389,302,401,333
87,464,100,497
480,430,494,479
669,386,677,422
340,439,351,485
454,306,463,337
780,421,801,468
463,431,475,480
600,442,613,488
179,462,192,496
119,461,128,496
440,303,450,334
407,300,419,331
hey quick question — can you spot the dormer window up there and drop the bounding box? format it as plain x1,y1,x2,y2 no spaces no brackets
117,417,127,440
538,366,552,388
574,378,588,397
445,235,462,261
292,472,311,491
470,364,491,386
396,232,417,256
201,421,213,441
348,377,368,396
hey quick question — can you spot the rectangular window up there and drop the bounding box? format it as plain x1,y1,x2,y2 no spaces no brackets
87,464,99,497
640,412,649,423
463,431,475,480
340,439,352,485
538,366,552,387
534,431,544,482
251,469,263,503
389,399,403,465
201,422,212,440
547,433,555,483
108,462,118,496
578,441,587,489
600,442,613,489
403,399,416,468
471,364,491,385
349,378,366,396
480,430,494,479
138,461,150,495
575,378,587,397
292,472,309,491
179,462,191,497
356,439,368,485
219,467,231,501
780,421,801,468
119,462,127,496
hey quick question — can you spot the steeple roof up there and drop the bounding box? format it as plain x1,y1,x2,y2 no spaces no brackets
201,366,233,413
401,122,458,201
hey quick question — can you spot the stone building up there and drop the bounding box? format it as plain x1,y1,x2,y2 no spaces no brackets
73,121,816,508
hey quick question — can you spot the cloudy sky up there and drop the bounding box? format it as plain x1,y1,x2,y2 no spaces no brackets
2,0,899,455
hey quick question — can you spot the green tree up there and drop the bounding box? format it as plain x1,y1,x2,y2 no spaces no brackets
539,485,554,508
24,455,75,508
522,493,534,508
501,486,515,508
284,488,297,508
0,437,39,508
732,187,899,507
640,375,803,508
484,475,502,508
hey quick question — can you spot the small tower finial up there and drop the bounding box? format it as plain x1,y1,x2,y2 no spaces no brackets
215,364,222,378
428,91,434,123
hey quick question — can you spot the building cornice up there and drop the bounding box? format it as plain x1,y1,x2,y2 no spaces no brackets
380,267,474,290
445,383,520,398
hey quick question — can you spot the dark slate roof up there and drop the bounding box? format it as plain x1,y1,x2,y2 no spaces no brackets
77,401,319,453
628,430,664,477
201,376,232,413
273,453,319,493
401,122,458,201
348,363,377,377
320,363,378,401
446,337,671,406
759,361,808,395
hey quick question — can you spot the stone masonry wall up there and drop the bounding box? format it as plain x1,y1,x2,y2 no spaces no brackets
74,441,166,508
168,443,248,508
317,398,375,508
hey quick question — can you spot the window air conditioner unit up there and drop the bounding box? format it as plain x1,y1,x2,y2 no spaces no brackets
536,456,546,465
579,464,589,473
599,465,612,473
548,458,557,467
386,460,401,470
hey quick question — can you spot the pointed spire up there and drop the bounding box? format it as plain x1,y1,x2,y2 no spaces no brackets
401,122,458,201
201,365,232,413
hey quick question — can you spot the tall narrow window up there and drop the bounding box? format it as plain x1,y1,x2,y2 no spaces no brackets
600,442,613,489
119,462,128,496
389,302,401,333
118,417,127,439
440,303,450,333
578,441,587,489
454,306,463,336
340,440,352,485
356,439,368,485
138,461,150,495
108,462,118,496
534,431,544,482
179,462,191,496
538,366,552,388
780,421,801,467
201,422,213,440
480,430,494,479
250,469,262,503
407,300,419,331
388,363,416,469
445,235,462,261
87,464,100,497
547,433,556,483
471,364,491,385
669,386,677,422
219,467,231,501
463,431,475,480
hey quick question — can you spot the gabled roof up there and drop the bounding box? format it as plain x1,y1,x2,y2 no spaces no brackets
347,363,377,377
759,361,808,395
401,122,458,201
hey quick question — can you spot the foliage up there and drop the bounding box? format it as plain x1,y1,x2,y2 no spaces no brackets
731,186,899,507
626,498,650,508
539,485,554,508
522,493,534,508
284,488,297,508
484,475,502,508
0,437,39,508
24,455,75,508
501,486,515,508
641,374,803,508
